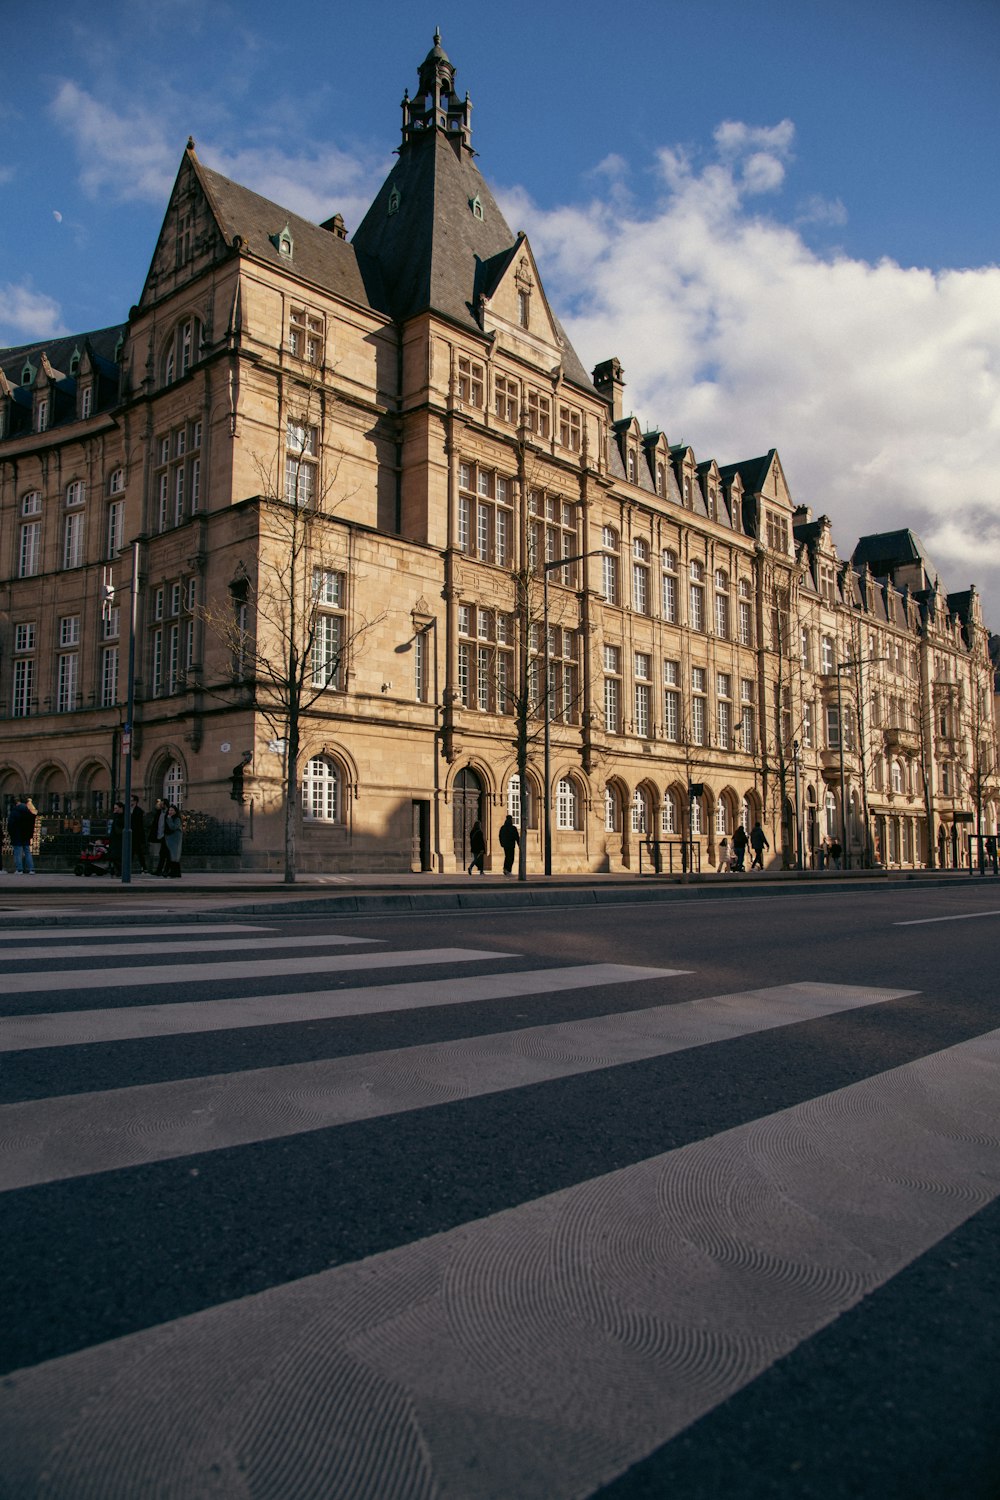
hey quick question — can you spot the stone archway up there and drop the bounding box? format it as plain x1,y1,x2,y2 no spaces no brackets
452,767,484,867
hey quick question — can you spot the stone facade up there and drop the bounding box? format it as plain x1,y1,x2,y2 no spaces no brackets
1,36,997,872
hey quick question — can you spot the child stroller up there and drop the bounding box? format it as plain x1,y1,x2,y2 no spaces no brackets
74,836,114,877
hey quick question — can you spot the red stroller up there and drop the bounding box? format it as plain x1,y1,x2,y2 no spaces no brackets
74,837,114,877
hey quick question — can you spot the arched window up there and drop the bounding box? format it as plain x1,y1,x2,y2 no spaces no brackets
715,797,730,835
556,777,580,830
689,559,705,631
108,468,125,495
162,760,184,808
690,795,704,835
714,569,730,638
162,317,201,385
604,785,621,832
631,786,650,835
661,789,678,835
825,790,838,836
891,760,904,795
302,757,339,822
507,773,535,828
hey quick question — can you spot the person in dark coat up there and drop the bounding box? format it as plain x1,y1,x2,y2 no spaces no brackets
130,795,148,874
108,801,125,876
7,797,37,874
731,823,748,872
467,820,486,875
749,821,769,870
498,814,520,876
147,798,170,876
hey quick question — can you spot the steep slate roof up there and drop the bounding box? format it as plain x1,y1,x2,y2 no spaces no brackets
0,325,124,376
192,161,378,312
851,529,939,586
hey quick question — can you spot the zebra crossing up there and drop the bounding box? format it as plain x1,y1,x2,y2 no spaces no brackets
1,918,997,1498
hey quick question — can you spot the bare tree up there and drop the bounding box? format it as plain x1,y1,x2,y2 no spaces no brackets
201,398,382,882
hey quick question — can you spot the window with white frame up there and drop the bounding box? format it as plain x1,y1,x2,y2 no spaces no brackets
507,773,535,828
59,615,80,648
63,512,84,570
101,644,119,707
546,625,580,724
603,644,621,733
716,797,730,836
457,604,513,713
663,659,680,742
12,656,35,718
714,569,730,638
19,521,40,578
821,635,835,674
634,652,651,738
891,760,904,795
80,385,93,420
110,465,126,493
738,578,753,645
631,786,650,835
601,526,620,604
493,372,519,424
802,698,814,748
458,464,513,567
22,490,41,517
312,569,346,690
825,789,838,836
106,500,125,559
163,317,200,385
35,396,49,433
604,785,621,832
740,677,755,750
800,626,811,671
457,355,484,408
288,306,324,364
632,538,650,615
56,651,78,713
689,559,705,631
556,777,580,830
285,419,318,507
302,757,340,822
826,703,841,749
558,404,581,452
661,548,678,622
691,666,706,745
155,420,202,530
525,389,550,438
661,789,678,835
414,626,429,702
690,794,704,835
528,490,578,582
716,671,732,749
66,480,85,508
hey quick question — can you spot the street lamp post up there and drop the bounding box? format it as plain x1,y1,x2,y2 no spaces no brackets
104,543,140,885
542,549,598,877
793,738,802,869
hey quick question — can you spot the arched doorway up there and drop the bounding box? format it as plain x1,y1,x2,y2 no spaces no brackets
452,767,483,866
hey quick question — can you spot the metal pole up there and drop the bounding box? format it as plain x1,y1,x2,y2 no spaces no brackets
543,565,551,877
120,541,139,884
793,738,802,869
837,667,849,869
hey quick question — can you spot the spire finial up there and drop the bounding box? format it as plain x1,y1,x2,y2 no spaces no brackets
434,27,441,44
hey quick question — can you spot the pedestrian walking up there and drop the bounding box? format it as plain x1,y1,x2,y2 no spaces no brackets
7,796,37,874
828,837,842,871
467,820,486,875
130,794,148,874
716,836,730,874
731,824,748,872
163,804,183,878
987,835,999,876
498,814,520,876
749,821,769,870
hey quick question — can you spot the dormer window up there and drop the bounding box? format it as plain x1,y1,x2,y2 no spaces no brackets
269,224,294,258
388,187,401,216
656,463,664,496
69,348,81,376
81,385,93,420
627,450,636,483
470,195,483,220
34,397,49,433
21,360,34,386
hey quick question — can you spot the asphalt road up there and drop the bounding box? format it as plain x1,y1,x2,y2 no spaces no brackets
1,881,998,1498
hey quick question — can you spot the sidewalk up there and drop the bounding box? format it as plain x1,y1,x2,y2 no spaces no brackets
0,863,990,923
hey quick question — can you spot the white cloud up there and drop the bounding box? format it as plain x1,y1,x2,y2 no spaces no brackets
503,123,1000,627
199,142,388,237
0,283,67,345
49,80,178,203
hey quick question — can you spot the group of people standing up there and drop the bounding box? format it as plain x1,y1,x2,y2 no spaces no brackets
107,797,183,878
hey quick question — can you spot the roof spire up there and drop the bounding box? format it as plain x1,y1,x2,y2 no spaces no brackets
400,31,473,154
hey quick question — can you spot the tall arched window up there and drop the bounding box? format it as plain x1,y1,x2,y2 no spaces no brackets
162,760,184,808
605,785,621,833
661,790,678,835
631,786,650,835
715,796,730,836
661,548,678,622
825,789,838,836
556,777,579,830
632,538,650,615
162,317,201,385
689,560,705,632
507,774,535,828
303,757,339,822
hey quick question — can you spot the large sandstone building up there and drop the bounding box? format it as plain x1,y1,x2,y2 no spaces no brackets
1,35,997,873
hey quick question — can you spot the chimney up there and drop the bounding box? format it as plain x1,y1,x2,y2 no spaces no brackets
592,357,625,422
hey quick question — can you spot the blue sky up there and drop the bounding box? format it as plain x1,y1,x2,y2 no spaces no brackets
3,0,999,623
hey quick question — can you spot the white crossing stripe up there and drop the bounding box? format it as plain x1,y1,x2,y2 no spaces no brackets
2,1029,996,1498
895,909,1000,925
0,983,913,1192
0,933,381,962
0,946,508,998
0,925,273,943
0,963,677,1052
